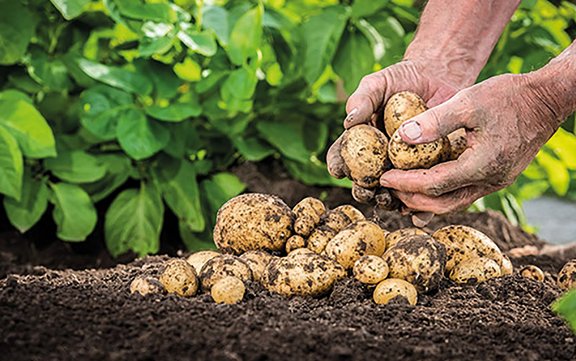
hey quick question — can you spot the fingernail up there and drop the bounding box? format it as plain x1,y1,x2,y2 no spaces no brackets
344,108,358,125
401,121,422,140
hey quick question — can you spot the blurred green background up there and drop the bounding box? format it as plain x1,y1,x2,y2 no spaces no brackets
0,0,575,257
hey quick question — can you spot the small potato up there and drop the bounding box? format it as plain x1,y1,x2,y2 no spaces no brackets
557,259,576,290
324,221,387,269
353,255,389,284
383,235,446,292
263,248,346,297
501,255,514,276
449,257,501,285
293,197,326,237
213,193,293,254
340,124,389,188
520,265,545,282
186,250,220,274
200,255,252,291
373,278,418,306
130,276,164,296
307,226,338,254
385,228,428,250
383,91,427,138
210,276,246,304
159,259,199,297
286,235,306,253
352,183,375,204
239,250,274,283
388,130,450,170
447,128,467,160
332,205,365,224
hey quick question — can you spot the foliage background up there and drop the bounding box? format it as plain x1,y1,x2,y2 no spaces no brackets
0,0,575,257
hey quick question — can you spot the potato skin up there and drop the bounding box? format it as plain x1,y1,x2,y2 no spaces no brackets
324,221,387,269
186,250,220,274
447,128,467,160
388,130,450,170
500,255,514,276
293,197,326,237
384,92,427,138
130,276,164,296
307,226,338,254
449,257,501,285
353,255,389,284
159,259,199,297
373,278,418,305
210,276,246,304
286,235,306,254
385,228,428,250
520,265,545,282
213,193,293,254
239,250,274,283
199,255,252,291
340,124,389,188
263,248,346,297
557,259,576,290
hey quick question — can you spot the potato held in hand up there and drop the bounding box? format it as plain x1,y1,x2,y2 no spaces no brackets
384,91,428,137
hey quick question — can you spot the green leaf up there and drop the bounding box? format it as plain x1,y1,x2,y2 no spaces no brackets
201,172,245,221
50,0,91,20
116,108,169,160
178,29,217,57
80,85,133,140
44,150,107,183
553,289,576,332
256,119,311,163
333,28,375,94
351,0,390,18
113,0,177,23
0,98,56,159
203,6,229,46
135,60,182,99
227,4,263,65
285,159,353,187
144,101,201,122
233,136,274,162
0,0,37,65
26,49,72,92
546,128,576,170
178,221,216,251
0,90,33,104
77,58,153,95
139,36,174,57
302,6,349,84
536,150,570,196
105,182,164,257
81,154,132,202
4,172,49,233
220,67,258,114
50,182,97,241
0,125,23,199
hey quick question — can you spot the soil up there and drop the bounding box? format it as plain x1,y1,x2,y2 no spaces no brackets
1,161,575,360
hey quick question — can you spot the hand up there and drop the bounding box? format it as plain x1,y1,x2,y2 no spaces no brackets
379,73,562,214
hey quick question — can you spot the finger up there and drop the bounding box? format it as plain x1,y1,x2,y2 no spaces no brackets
344,74,387,129
351,184,375,204
411,212,434,228
393,186,482,214
326,135,347,178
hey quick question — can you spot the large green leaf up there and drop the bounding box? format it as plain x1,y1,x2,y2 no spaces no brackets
4,172,48,233
546,128,576,170
203,6,229,46
256,119,311,163
81,154,132,202
351,0,390,19
0,125,23,200
44,150,107,183
50,182,97,241
178,29,217,57
77,58,153,95
0,98,56,158
553,289,576,332
285,159,352,187
233,136,274,162
0,0,36,65
80,85,133,140
112,0,177,23
201,172,246,221
105,183,164,257
50,0,91,20
333,29,375,94
144,99,201,122
536,150,570,196
116,108,170,160
227,4,263,65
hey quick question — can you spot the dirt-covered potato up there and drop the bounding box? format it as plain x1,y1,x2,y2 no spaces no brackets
352,183,376,204
340,124,389,188
449,257,501,285
159,259,199,297
388,130,450,170
353,255,389,284
186,250,220,274
286,235,306,253
373,278,418,305
520,265,545,282
501,255,514,276
447,128,467,160
557,259,576,290
324,221,387,269
200,255,252,291
432,225,504,272
383,91,427,138
262,248,346,297
383,235,446,292
385,228,428,250
130,276,164,296
210,276,246,304
239,250,274,283
213,193,293,254
293,197,326,237
307,226,338,254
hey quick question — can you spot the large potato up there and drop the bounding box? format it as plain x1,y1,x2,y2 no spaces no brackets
353,255,389,284
558,259,576,290
388,130,450,170
340,124,389,188
199,255,252,291
385,228,428,250
324,220,387,269
159,259,199,297
213,193,293,254
239,250,274,283
449,257,501,285
383,91,427,138
383,234,446,292
262,248,346,297
186,250,220,274
373,278,418,305
293,197,326,237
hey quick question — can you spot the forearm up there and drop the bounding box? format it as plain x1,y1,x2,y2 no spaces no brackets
405,0,521,89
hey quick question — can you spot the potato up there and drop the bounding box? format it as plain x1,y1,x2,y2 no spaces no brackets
159,259,199,297
353,255,389,284
286,235,306,253
186,250,220,274
352,183,375,204
557,259,576,290
449,257,501,285
383,91,427,138
321,205,365,234
239,250,274,283
447,128,467,160
210,276,246,304
307,226,338,254
263,248,346,297
519,265,545,282
293,197,326,237
432,225,504,272
373,278,418,305
385,228,428,250
383,235,446,292
388,130,450,170
501,255,514,276
130,276,164,296
324,220,387,269
199,255,252,291
340,124,389,188
213,193,293,254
